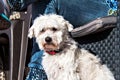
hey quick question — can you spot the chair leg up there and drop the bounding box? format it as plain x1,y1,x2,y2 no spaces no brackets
3,21,21,80
17,15,31,80
11,20,24,80
4,28,13,80
17,5,32,80
9,26,14,80
0,28,13,80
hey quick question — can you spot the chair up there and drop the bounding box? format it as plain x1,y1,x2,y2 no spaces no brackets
0,4,32,80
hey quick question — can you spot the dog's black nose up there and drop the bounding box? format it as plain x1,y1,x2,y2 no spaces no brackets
45,37,52,43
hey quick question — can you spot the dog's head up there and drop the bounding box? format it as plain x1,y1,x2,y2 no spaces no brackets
28,14,73,53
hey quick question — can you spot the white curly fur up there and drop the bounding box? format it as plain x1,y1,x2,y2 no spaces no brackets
28,14,115,80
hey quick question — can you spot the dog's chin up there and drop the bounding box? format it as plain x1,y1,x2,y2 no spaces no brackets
43,43,59,51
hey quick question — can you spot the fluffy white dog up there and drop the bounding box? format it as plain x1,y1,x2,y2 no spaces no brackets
28,14,115,80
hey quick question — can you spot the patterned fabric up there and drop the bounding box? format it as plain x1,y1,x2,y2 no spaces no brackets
26,51,48,80
106,0,118,15
28,50,44,69
106,0,117,10
26,68,47,80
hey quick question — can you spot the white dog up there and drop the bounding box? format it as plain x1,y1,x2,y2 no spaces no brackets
28,14,115,80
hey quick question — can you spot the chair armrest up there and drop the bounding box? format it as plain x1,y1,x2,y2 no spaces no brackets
71,16,117,37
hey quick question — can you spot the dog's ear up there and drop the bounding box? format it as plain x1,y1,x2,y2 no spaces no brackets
65,21,73,32
28,26,35,38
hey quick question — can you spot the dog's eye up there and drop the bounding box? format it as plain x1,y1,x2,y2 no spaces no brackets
40,29,45,33
52,27,57,31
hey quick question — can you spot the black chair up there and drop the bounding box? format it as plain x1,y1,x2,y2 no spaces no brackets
70,12,119,80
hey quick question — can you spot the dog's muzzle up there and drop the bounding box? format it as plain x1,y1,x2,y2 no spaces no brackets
43,36,62,55
43,36,58,53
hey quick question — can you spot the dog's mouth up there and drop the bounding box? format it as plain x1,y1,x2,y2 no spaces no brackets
43,43,58,51
43,43,60,55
